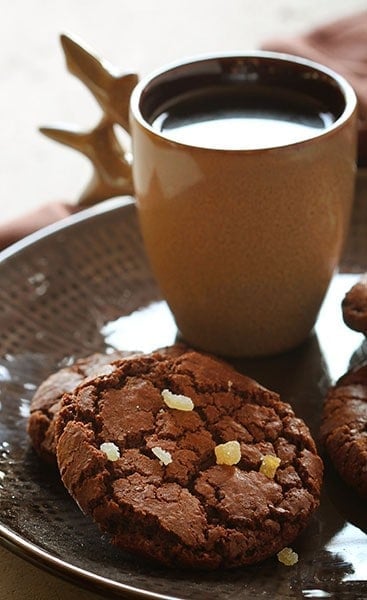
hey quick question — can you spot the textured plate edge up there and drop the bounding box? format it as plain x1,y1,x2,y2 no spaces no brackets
0,197,135,264
0,523,178,600
0,195,182,600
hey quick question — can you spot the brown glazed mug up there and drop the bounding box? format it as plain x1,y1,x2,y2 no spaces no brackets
126,51,357,357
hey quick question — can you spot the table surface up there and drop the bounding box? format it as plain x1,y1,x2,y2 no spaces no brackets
1,1,367,599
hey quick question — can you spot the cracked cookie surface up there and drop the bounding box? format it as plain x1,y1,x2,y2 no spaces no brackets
55,349,323,569
28,351,136,464
320,364,367,498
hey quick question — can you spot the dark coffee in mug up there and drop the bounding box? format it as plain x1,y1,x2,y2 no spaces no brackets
151,85,335,149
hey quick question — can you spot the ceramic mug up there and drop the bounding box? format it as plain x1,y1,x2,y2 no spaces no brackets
126,51,357,357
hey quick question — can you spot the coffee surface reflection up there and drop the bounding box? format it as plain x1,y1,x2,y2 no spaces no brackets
151,86,335,149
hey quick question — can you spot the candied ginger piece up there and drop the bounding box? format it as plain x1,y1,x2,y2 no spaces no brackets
161,388,194,411
277,547,298,566
259,454,281,478
100,442,120,461
215,440,241,465
152,446,173,465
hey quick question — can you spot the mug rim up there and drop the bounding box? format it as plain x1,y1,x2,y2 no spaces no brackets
130,50,357,153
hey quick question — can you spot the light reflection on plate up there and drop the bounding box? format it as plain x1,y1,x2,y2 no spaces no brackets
325,523,367,582
101,301,177,352
315,273,363,381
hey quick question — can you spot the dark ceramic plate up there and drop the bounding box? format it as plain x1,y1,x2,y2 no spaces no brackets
0,197,366,599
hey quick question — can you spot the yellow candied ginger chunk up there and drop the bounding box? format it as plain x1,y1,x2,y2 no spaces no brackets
215,440,241,465
151,446,173,466
100,442,120,462
277,547,299,566
161,388,194,411
259,454,281,479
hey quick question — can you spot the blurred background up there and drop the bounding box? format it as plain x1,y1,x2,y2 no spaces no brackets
1,0,367,223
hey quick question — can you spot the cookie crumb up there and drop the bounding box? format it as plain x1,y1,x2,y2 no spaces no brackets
259,454,281,478
100,442,120,461
227,380,233,390
152,446,173,465
215,440,241,465
277,547,298,566
161,389,194,411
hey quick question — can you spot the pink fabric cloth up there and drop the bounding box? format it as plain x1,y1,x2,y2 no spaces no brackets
261,10,367,166
0,203,77,251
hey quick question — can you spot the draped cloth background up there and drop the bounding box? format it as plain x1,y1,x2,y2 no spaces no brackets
261,10,367,167
1,10,367,250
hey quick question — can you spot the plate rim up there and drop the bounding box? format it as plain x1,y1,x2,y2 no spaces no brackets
0,195,182,600
0,523,177,600
0,196,134,264
0,195,366,600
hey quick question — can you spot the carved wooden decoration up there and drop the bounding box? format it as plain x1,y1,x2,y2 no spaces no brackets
40,35,138,206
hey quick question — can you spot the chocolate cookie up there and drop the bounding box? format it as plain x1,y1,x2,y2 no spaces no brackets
320,364,367,498
56,349,323,569
28,350,134,464
342,278,367,334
